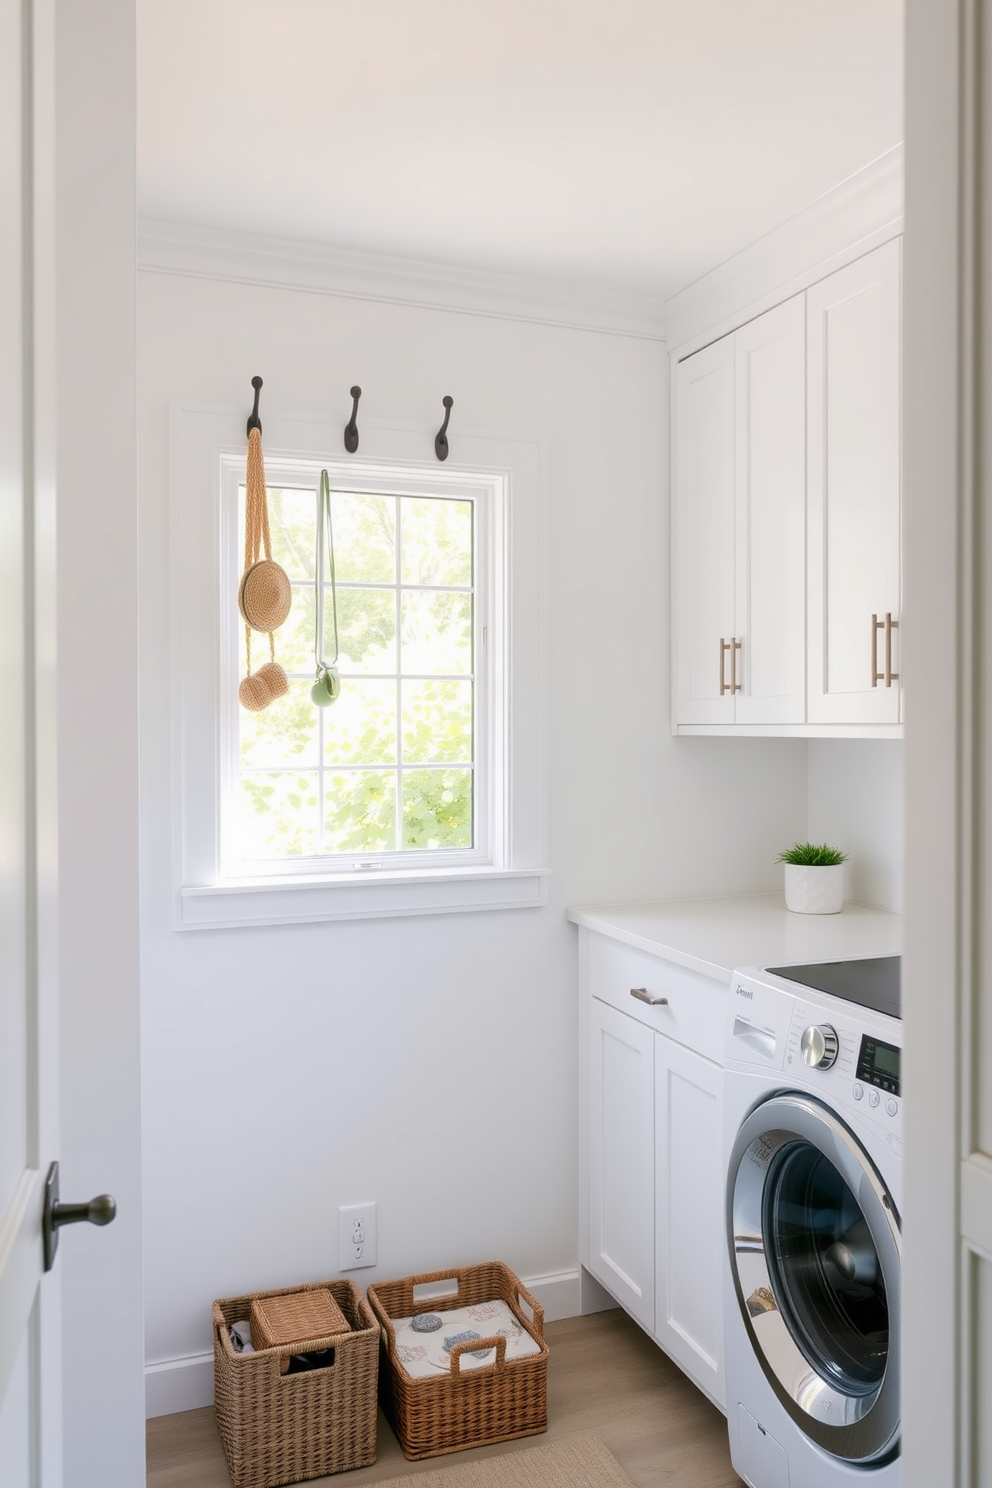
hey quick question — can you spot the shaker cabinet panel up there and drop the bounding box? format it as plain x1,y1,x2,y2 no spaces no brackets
674,335,736,725
806,239,902,724
654,1036,725,1408
587,996,656,1332
733,296,807,725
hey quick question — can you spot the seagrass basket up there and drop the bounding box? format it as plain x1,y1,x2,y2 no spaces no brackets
367,1261,548,1461
213,1278,378,1487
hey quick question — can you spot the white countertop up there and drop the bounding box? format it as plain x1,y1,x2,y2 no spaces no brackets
566,894,901,984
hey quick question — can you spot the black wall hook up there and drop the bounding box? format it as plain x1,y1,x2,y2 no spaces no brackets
344,386,362,453
246,376,263,436
435,395,453,461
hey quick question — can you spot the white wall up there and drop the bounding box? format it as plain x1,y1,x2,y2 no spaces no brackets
137,268,812,1406
807,740,904,911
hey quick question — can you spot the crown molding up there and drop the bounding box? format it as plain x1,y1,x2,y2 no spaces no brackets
138,147,903,351
136,218,668,341
661,143,905,357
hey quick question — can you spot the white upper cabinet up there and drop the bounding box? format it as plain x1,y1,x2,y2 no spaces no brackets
674,335,736,725
671,239,902,736
733,297,807,725
673,295,806,728
806,239,902,725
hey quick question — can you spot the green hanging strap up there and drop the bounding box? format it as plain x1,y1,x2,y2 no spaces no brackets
311,469,341,707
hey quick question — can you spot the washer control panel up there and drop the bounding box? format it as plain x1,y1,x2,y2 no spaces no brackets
784,1001,902,1141
856,1034,901,1099
727,969,903,1144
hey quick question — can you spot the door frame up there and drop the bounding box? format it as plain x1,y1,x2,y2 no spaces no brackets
903,1,989,1483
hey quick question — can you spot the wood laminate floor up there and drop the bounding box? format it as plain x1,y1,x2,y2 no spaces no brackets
146,1309,742,1487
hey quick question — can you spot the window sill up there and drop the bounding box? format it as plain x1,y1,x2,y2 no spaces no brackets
178,867,548,930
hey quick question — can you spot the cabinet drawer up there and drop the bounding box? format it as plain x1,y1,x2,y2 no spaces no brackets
587,934,727,1063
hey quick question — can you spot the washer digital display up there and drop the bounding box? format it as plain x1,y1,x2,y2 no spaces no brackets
857,1036,901,1097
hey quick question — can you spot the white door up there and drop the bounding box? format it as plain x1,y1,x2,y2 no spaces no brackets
2,5,144,1485
0,0,61,1480
654,1035,724,1407
807,240,902,725
673,334,736,726
734,294,807,726
587,997,655,1331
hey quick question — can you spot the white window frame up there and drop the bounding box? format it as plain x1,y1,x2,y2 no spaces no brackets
170,404,547,928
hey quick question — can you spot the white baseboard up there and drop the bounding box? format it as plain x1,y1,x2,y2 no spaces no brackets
145,1351,215,1420
520,1269,583,1324
145,1268,593,1418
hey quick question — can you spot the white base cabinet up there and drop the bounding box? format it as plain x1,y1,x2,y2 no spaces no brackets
580,928,726,1410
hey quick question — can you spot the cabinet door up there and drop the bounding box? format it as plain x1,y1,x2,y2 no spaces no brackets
587,997,655,1331
655,1036,725,1407
673,334,736,725
734,295,807,725
807,240,902,724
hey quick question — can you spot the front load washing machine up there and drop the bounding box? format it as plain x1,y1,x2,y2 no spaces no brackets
723,956,902,1488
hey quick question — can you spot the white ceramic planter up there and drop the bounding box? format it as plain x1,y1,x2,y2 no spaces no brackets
784,863,844,915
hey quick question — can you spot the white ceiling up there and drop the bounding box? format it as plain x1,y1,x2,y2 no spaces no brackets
137,0,903,305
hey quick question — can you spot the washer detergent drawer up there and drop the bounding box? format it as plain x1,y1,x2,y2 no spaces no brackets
587,934,726,1062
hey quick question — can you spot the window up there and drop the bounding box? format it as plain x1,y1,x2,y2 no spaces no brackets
172,406,545,927
228,475,485,872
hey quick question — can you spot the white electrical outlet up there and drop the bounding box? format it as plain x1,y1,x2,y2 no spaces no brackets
339,1201,377,1270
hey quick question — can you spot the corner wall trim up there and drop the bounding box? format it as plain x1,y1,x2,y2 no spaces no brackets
145,1268,587,1418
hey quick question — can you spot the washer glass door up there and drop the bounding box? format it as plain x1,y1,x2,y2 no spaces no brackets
727,1093,900,1464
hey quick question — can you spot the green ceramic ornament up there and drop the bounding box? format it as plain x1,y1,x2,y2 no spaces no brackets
310,666,341,707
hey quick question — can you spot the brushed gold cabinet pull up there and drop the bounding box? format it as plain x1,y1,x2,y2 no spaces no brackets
885,613,899,686
630,986,669,1007
872,613,899,688
871,613,885,687
731,637,742,694
719,637,731,695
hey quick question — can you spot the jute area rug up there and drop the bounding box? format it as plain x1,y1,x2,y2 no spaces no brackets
371,1434,636,1488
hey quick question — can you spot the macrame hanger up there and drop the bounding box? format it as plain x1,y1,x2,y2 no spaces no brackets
243,429,277,677
238,383,289,713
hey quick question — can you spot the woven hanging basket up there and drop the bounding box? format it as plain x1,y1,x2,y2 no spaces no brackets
238,560,291,634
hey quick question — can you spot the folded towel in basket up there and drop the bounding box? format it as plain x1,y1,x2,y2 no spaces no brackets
391,1299,541,1379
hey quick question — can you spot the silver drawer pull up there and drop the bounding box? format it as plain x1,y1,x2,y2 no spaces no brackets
630,986,669,1006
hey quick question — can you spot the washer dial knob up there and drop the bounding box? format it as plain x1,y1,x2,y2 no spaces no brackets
800,1024,839,1070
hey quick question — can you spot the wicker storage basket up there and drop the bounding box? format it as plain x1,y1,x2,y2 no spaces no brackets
367,1261,548,1461
213,1278,378,1488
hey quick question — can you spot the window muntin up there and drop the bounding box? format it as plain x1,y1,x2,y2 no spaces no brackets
226,478,483,872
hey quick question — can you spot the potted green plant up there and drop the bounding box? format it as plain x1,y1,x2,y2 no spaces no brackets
777,842,849,915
